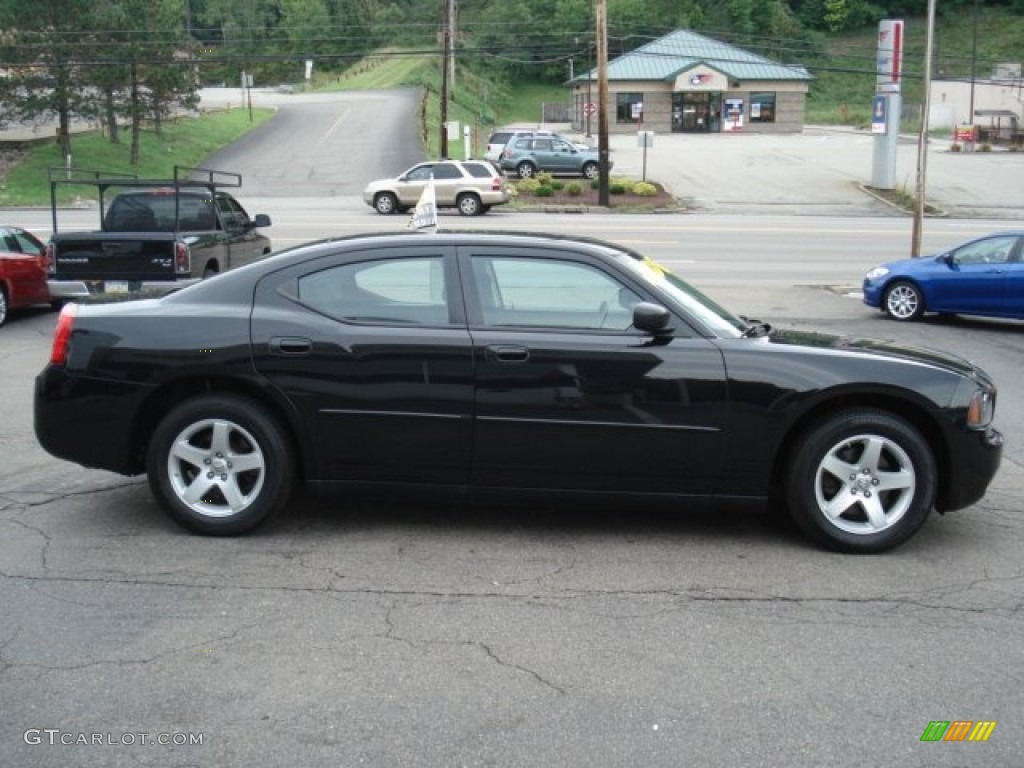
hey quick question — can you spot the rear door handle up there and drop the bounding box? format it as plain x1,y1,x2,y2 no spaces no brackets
485,344,530,363
269,336,312,356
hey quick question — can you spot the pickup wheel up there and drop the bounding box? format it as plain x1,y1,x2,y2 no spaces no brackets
202,266,218,279
146,395,294,535
374,192,399,215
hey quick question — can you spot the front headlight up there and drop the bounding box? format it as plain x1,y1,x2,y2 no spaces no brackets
967,387,996,429
865,266,890,281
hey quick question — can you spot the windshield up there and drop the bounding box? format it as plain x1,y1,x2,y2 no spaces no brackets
612,252,747,338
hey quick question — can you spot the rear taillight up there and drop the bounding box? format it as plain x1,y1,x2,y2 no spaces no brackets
44,242,55,274
491,178,501,191
174,241,191,274
50,303,77,366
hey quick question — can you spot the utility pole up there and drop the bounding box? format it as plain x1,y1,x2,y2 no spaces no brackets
450,0,457,94
440,0,451,159
969,0,979,122
596,0,609,206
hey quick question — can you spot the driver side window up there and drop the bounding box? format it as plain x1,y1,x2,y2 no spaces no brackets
954,236,1017,265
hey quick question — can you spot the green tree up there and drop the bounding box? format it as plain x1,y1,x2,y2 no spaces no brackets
92,0,197,165
0,0,103,158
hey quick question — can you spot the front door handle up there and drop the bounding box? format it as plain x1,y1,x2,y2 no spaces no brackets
485,344,530,363
269,336,312,356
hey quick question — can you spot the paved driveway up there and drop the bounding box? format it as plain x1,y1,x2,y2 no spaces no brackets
200,87,424,197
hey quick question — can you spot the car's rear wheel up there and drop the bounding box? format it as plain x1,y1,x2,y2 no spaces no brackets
582,161,599,180
457,192,482,216
374,192,399,215
516,162,536,179
785,409,936,553
147,395,294,535
0,286,8,327
884,280,925,321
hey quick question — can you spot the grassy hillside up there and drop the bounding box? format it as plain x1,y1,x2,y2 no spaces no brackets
807,7,1024,127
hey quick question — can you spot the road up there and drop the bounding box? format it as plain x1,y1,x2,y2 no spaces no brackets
1,92,1023,768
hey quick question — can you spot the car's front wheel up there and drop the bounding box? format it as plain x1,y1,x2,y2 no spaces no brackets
457,192,482,216
785,409,936,553
374,192,399,215
0,286,8,327
146,395,294,535
516,162,536,179
582,161,599,180
884,280,925,321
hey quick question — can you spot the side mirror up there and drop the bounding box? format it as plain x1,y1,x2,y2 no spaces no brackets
252,214,272,228
633,302,673,335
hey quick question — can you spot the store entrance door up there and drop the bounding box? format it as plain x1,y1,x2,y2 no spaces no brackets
672,92,722,133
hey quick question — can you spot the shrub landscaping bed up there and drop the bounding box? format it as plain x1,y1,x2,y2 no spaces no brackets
510,174,679,211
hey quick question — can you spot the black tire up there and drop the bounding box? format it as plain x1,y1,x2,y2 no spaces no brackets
374,192,399,215
582,161,599,180
0,286,7,327
883,280,925,321
202,266,218,279
785,408,936,553
457,192,482,216
516,162,536,179
146,395,294,535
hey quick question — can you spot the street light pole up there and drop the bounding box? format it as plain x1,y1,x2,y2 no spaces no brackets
596,0,609,205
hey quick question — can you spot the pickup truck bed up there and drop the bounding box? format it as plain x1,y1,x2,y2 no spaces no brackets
46,167,272,299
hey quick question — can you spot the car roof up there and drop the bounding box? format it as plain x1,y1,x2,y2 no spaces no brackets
165,231,642,305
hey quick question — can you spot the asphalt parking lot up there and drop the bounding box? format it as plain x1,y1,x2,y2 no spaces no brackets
580,123,1024,219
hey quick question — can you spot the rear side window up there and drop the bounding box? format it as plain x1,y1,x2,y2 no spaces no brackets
488,132,512,145
463,162,496,179
297,256,451,326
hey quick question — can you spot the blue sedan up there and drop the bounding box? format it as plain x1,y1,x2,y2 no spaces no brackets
862,232,1024,322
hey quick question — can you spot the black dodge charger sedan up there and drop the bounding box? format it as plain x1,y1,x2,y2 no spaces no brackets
34,232,1003,553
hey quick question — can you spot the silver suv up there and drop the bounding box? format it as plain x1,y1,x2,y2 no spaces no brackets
485,129,592,165
363,160,510,216
498,136,607,179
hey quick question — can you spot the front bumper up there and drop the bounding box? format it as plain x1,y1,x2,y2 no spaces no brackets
942,426,1003,512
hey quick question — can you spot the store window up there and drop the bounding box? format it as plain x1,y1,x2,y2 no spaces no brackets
749,92,776,123
615,92,644,124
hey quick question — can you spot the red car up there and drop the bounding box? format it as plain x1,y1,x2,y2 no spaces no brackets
0,225,50,327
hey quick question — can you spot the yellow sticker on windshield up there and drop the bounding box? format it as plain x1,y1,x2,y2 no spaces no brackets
642,257,671,276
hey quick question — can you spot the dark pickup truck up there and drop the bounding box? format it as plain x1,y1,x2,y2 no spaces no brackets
46,166,272,300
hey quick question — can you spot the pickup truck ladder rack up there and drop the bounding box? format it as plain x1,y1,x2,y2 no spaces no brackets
48,165,244,234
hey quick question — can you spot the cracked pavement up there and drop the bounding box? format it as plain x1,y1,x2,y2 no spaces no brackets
2,295,1023,768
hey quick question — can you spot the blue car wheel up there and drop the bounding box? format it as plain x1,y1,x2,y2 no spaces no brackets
884,280,924,321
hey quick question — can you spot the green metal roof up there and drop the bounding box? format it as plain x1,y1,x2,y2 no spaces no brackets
576,29,813,83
